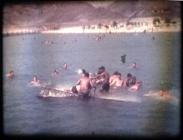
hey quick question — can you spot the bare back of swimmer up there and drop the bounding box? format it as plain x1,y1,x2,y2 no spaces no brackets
74,72,92,95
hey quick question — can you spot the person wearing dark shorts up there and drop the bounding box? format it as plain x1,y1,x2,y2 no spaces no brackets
80,91,90,99
74,71,92,99
102,82,110,92
71,86,78,94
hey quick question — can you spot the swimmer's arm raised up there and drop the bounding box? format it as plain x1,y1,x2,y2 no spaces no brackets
76,80,81,85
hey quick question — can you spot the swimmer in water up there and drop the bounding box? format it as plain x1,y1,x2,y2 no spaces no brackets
109,72,123,88
96,66,110,92
45,40,49,45
115,72,124,87
63,63,67,70
158,90,178,101
129,62,137,69
96,35,102,41
123,73,136,88
128,81,142,92
109,72,118,84
52,69,59,77
30,75,40,86
144,90,178,102
6,70,14,79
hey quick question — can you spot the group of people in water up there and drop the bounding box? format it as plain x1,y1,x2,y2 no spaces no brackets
70,66,142,98
6,64,177,102
5,63,141,96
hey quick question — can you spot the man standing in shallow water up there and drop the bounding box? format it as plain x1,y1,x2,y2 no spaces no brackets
72,71,92,98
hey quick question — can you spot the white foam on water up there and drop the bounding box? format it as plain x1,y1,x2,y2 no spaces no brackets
94,89,142,103
39,86,142,102
54,84,71,91
74,69,83,75
28,80,51,88
95,94,141,103
39,86,179,106
27,82,41,87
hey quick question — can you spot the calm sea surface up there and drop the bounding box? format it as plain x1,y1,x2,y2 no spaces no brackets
3,32,180,136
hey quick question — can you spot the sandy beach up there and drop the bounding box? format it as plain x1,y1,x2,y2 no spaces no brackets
41,25,181,34
3,16,181,35
3,25,181,35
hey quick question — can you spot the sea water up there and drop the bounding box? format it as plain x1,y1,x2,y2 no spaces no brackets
3,32,180,136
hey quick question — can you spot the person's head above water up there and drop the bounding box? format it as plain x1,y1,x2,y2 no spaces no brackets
97,66,105,74
127,73,132,78
113,71,119,75
84,72,90,78
33,75,37,80
80,69,87,77
99,66,105,70
82,69,86,74
132,62,136,68
9,70,14,74
117,72,121,77
77,69,86,75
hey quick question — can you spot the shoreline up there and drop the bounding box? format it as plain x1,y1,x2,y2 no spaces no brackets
3,25,181,36
41,26,181,34
3,28,181,36
3,17,181,36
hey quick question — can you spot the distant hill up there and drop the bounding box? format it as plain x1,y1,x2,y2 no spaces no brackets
3,1,181,30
